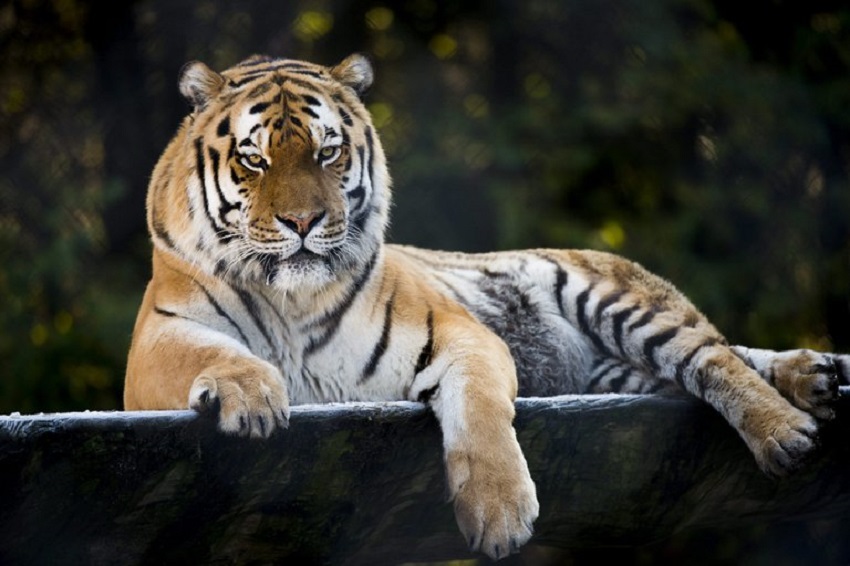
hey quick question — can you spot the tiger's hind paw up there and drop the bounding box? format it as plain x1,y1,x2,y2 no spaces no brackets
770,350,840,421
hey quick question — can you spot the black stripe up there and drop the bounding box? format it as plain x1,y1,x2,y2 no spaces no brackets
194,137,226,239
482,268,511,279
586,359,619,391
642,327,680,372
276,62,312,70
530,253,568,316
674,338,719,390
250,102,272,114
357,145,366,185
288,69,324,79
611,305,640,356
153,306,178,318
151,217,176,250
351,144,370,219
553,264,567,316
217,116,230,137
365,126,375,189
339,107,353,126
301,106,319,119
304,250,379,356
627,309,656,332
347,185,366,210
282,76,322,93
360,291,396,382
196,282,250,347
417,384,439,404
302,94,322,106
576,286,611,356
238,61,308,72
228,74,266,88
608,366,632,392
591,357,620,379
414,310,435,375
234,287,275,351
208,147,240,225
594,290,627,323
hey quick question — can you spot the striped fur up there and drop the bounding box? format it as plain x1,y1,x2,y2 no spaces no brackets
125,54,846,560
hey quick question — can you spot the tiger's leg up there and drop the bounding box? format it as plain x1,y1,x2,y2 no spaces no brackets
552,252,828,475
731,346,847,420
612,315,826,474
408,311,539,561
125,284,289,437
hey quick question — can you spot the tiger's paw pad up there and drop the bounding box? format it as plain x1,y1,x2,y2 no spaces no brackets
189,373,289,438
772,350,840,420
448,451,539,561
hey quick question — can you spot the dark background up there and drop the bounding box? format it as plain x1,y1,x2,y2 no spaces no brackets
2,0,849,412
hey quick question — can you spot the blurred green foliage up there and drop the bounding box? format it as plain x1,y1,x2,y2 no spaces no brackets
0,0,848,416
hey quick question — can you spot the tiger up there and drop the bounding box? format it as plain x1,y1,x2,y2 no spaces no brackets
124,53,849,560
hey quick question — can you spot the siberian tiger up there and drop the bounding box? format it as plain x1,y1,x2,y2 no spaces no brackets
124,53,848,560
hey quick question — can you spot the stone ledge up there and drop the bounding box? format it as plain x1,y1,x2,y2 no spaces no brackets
1,389,849,564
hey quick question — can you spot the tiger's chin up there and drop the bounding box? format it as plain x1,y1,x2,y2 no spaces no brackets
236,248,338,292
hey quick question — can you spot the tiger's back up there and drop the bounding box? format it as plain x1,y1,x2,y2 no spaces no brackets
125,53,847,561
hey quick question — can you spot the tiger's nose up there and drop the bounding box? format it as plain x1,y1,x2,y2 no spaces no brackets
276,211,325,237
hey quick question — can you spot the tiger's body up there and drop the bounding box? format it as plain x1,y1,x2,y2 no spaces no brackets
125,53,848,560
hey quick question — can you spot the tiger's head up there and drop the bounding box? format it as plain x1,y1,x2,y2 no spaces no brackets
148,54,390,292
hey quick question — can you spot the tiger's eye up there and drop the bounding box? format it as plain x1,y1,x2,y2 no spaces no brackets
320,147,336,158
240,153,267,171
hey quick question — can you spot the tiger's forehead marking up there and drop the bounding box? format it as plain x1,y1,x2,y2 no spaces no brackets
224,58,332,90
210,57,365,160
228,75,346,155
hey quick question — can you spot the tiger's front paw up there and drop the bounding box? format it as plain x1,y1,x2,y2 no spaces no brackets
744,403,819,477
188,361,290,438
447,442,539,560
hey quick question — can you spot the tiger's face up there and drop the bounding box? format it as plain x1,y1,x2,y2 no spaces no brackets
150,54,389,292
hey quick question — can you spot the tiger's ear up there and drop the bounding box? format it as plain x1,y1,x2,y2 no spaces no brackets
178,61,225,110
331,53,374,98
